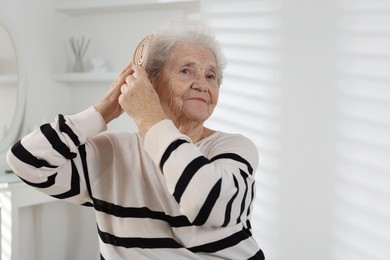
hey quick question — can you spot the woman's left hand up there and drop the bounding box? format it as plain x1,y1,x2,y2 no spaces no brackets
118,65,167,135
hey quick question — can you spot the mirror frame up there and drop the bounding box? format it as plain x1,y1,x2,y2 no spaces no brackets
0,17,26,153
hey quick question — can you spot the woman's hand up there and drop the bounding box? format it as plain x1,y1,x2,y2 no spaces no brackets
119,65,167,135
94,61,135,123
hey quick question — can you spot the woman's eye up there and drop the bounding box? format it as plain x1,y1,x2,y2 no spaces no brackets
207,74,216,80
180,68,190,74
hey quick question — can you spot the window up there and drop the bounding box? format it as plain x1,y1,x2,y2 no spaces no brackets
201,0,282,257
333,1,390,259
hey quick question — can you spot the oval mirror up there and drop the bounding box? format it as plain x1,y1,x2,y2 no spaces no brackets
0,20,25,155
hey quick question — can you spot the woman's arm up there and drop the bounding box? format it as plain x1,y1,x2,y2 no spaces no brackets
144,120,259,228
7,61,133,204
6,107,108,205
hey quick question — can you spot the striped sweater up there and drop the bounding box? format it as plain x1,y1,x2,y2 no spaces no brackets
7,107,264,259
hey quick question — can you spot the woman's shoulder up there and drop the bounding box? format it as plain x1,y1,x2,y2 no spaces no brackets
203,130,256,147
200,131,258,163
202,131,259,173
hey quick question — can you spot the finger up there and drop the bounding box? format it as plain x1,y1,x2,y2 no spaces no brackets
133,64,148,79
111,61,135,89
125,75,136,85
118,65,135,84
121,84,129,94
120,60,134,77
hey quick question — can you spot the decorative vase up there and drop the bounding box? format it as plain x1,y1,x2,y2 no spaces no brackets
72,57,84,72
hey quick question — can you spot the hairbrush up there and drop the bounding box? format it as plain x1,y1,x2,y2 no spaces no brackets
132,34,154,68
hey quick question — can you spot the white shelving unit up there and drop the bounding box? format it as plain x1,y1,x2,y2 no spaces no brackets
55,0,199,15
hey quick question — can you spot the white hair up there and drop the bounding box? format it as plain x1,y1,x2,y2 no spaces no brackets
145,21,226,86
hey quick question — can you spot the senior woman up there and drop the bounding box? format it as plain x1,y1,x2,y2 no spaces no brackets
7,22,264,259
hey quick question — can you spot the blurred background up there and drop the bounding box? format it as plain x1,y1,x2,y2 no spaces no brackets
0,0,389,259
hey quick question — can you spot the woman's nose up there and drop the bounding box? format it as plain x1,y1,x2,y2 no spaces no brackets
191,75,208,92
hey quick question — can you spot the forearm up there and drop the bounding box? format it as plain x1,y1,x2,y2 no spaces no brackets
6,107,106,204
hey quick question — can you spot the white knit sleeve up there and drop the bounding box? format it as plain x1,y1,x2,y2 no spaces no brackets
144,119,259,228
6,106,107,205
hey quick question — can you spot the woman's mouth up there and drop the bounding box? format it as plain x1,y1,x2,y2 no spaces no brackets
189,97,208,104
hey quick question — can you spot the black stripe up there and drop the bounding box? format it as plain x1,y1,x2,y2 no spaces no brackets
173,156,210,203
51,160,81,199
97,225,182,249
40,124,77,159
58,114,80,146
248,249,265,260
193,178,222,226
11,140,57,169
243,224,252,236
211,153,253,175
222,175,239,227
93,198,192,227
189,229,250,253
18,173,58,189
79,144,93,203
160,139,188,170
100,254,105,260
82,202,94,207
237,170,249,224
246,220,252,231
247,181,256,216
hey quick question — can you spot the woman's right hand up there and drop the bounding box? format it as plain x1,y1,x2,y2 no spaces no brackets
94,61,135,124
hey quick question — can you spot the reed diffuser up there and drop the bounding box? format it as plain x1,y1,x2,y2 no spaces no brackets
69,36,91,72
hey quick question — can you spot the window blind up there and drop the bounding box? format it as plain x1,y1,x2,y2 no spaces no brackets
333,1,390,259
200,0,282,257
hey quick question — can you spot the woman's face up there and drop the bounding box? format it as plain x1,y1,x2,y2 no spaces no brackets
153,42,220,124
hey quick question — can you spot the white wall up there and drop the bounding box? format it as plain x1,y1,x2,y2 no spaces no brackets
0,25,17,137
278,2,337,259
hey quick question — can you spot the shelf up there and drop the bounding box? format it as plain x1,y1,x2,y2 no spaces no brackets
53,72,118,84
0,74,17,84
55,0,199,15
